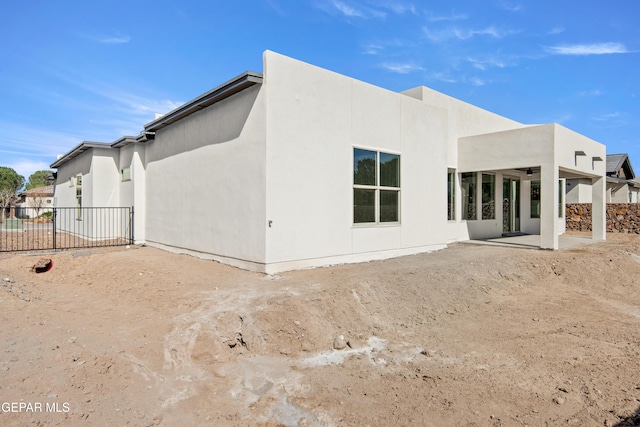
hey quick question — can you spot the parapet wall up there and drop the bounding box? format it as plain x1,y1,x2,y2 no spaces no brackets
566,203,640,233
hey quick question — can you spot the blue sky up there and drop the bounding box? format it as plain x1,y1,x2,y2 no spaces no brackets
1,1,639,179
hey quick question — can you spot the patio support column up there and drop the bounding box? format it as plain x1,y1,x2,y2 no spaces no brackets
540,164,559,249
591,175,606,241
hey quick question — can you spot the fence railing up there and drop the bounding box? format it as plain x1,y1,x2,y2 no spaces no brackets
0,207,133,252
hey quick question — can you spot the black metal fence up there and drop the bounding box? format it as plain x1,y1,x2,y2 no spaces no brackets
0,207,133,252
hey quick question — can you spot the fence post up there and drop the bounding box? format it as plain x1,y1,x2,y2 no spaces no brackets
52,208,57,250
130,207,134,245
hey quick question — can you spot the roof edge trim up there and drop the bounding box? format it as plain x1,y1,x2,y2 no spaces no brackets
50,141,111,169
144,71,263,132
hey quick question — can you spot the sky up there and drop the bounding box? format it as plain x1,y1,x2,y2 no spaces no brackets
1,0,639,180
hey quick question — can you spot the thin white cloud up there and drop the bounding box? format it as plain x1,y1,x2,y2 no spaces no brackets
467,56,509,70
547,27,565,35
78,31,131,45
100,35,131,44
591,111,627,128
546,42,629,55
431,72,457,83
424,9,467,22
332,0,366,17
366,1,417,15
6,159,53,180
0,121,86,168
497,1,523,12
578,89,603,97
469,77,486,86
324,0,386,18
265,0,287,16
380,62,424,74
362,43,384,55
592,112,621,121
554,114,572,124
424,25,517,42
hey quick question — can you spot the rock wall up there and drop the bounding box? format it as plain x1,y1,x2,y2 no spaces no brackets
566,203,640,233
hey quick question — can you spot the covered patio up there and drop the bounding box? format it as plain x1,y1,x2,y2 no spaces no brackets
458,123,606,250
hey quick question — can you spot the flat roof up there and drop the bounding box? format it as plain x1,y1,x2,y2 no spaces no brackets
144,71,263,132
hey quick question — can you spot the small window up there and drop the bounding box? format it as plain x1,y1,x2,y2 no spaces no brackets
461,172,477,220
121,166,131,181
447,169,456,221
353,148,400,224
531,180,541,219
558,179,564,218
482,174,495,220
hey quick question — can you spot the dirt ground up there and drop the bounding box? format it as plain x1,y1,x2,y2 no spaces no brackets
1,234,639,427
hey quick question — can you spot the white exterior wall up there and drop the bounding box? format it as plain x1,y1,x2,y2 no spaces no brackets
144,84,267,269
118,143,146,243
263,51,449,272
403,85,525,242
54,152,93,208
566,179,593,203
608,184,631,203
89,149,120,207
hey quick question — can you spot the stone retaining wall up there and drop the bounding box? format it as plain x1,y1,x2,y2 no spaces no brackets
566,203,640,233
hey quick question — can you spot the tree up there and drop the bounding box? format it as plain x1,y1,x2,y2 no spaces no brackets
25,170,53,190
27,190,47,218
0,167,24,222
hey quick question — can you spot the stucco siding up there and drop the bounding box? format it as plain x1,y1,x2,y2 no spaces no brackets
263,51,450,268
144,84,267,265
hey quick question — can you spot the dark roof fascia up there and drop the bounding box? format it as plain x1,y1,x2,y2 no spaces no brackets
144,71,263,132
111,136,139,148
50,141,111,169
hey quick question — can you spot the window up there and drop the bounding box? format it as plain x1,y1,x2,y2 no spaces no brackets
558,180,564,218
461,172,477,220
447,169,456,221
530,180,541,219
76,174,83,219
482,174,495,220
353,148,400,224
121,166,131,182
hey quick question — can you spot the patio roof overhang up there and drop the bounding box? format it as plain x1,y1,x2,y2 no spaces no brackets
457,123,606,178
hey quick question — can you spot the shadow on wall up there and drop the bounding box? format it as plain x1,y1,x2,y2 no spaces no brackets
146,84,262,163
614,406,640,426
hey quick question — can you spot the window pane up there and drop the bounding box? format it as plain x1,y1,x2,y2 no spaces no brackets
558,180,563,218
531,180,541,219
380,153,400,188
461,172,476,220
482,174,495,220
380,190,399,222
354,149,377,186
354,189,376,223
447,169,456,221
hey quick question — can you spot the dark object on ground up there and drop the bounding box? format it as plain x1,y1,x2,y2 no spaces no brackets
32,258,53,273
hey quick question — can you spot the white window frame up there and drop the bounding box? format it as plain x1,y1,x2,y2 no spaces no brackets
121,166,131,182
353,147,401,226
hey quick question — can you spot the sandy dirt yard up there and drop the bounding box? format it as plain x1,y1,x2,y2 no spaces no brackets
1,234,640,426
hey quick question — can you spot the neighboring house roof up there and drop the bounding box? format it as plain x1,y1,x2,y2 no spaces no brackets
20,185,54,197
20,185,53,197
144,71,263,132
606,153,634,179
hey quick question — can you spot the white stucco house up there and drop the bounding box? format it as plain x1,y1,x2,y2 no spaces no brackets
566,153,640,203
51,50,607,273
15,185,54,218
